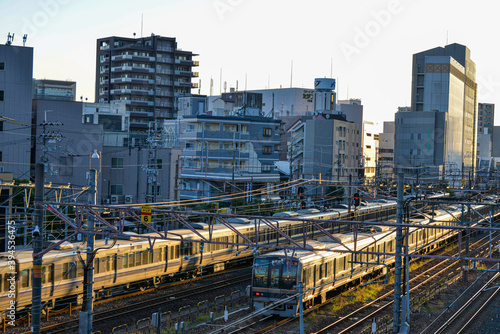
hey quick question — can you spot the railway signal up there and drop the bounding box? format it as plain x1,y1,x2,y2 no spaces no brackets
353,193,360,207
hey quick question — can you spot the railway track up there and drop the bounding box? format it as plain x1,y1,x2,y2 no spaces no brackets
425,270,500,334
216,233,498,334
23,271,251,334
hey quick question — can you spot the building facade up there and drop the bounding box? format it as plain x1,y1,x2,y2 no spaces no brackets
289,114,361,184
168,113,281,200
362,121,379,180
33,79,76,101
0,43,33,178
397,43,478,176
95,35,199,131
378,121,395,180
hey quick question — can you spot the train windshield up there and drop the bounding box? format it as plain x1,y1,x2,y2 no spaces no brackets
253,258,298,289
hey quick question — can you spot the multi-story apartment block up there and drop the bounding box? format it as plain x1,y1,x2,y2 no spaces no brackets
95,35,199,133
168,111,281,200
0,43,33,178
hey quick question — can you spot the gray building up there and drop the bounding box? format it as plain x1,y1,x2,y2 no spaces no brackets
33,79,76,101
478,103,494,135
167,113,281,200
95,34,199,131
32,99,180,204
0,43,33,178
396,43,478,177
289,114,361,184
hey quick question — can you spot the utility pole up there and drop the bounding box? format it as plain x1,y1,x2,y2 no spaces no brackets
80,169,97,334
31,163,44,334
393,173,404,333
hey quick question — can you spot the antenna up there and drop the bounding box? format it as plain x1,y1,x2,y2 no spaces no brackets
141,13,144,38
198,79,201,95
290,60,293,88
23,34,28,46
245,73,247,91
220,68,222,94
6,32,14,45
236,80,238,91
446,30,448,45
210,77,213,96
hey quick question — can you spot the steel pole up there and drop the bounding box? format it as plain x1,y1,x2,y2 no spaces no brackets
393,173,404,333
31,163,44,334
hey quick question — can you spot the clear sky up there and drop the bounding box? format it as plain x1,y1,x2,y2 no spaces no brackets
3,0,499,128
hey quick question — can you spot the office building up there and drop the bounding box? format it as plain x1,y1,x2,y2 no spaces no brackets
0,43,33,178
95,34,199,132
396,43,478,176
478,103,494,135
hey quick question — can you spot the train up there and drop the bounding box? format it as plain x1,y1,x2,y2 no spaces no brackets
0,194,441,320
249,196,498,317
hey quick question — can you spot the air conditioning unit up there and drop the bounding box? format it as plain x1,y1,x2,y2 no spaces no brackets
125,195,133,204
102,199,110,204
111,195,119,204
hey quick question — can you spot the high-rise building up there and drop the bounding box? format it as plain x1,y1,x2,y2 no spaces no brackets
0,43,33,178
396,43,478,176
95,34,199,131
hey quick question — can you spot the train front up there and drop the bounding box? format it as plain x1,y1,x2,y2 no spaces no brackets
250,253,301,317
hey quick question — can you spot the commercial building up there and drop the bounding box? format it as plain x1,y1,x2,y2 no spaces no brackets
362,121,379,180
33,79,76,101
95,34,199,133
396,43,478,177
0,43,33,178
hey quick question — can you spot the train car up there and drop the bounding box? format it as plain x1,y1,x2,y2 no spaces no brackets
249,198,495,317
0,194,452,320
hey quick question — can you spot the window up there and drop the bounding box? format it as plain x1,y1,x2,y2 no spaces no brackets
0,62,4,70
261,163,272,172
111,157,123,169
0,90,4,101
110,184,124,195
0,121,3,131
263,128,272,137
274,144,280,153
263,145,273,154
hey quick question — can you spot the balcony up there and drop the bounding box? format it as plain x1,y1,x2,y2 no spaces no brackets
111,65,155,73
156,57,173,63
175,70,194,77
111,77,154,84
130,111,154,118
110,88,154,95
111,54,155,62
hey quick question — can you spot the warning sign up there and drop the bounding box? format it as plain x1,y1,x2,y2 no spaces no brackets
141,206,151,223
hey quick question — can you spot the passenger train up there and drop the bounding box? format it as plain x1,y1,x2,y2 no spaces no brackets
0,195,443,320
249,196,498,317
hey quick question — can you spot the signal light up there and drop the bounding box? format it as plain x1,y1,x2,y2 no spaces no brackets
255,292,260,296
353,193,360,207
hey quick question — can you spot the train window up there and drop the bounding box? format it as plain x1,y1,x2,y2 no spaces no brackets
270,267,280,287
129,253,136,267
281,261,298,289
253,258,269,287
319,264,325,279
175,245,180,259
95,259,101,274
136,252,143,266
123,254,129,268
21,269,29,288
141,251,148,265
77,263,84,277
149,251,154,264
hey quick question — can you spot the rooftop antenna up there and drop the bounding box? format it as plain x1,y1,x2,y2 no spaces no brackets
290,60,293,88
245,73,247,91
141,13,144,38
236,80,238,91
210,77,213,96
23,34,28,46
6,32,14,45
446,30,448,45
198,79,201,95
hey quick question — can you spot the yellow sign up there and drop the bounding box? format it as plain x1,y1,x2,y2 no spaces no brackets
141,206,151,223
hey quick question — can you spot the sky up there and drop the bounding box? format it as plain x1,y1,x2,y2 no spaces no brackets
3,0,500,129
